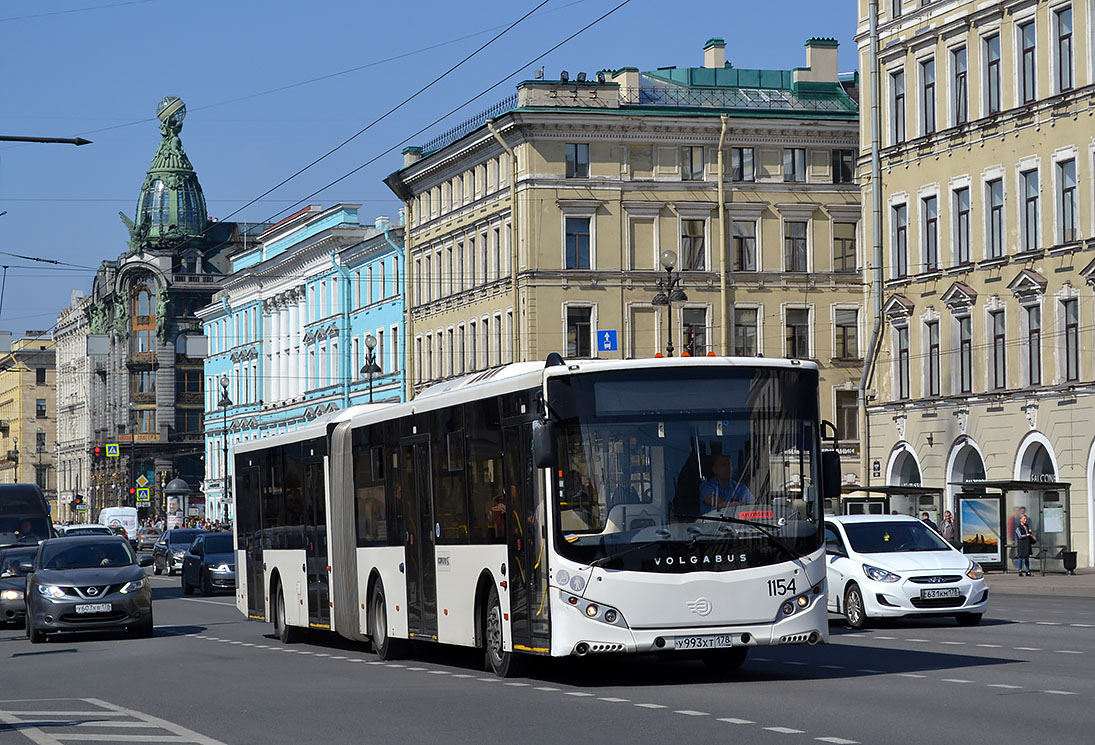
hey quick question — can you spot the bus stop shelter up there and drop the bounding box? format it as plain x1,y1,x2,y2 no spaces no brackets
833,485,945,522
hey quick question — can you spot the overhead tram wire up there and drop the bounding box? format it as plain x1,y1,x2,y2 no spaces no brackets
262,0,637,224
213,0,555,227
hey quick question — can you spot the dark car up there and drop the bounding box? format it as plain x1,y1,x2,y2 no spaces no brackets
152,529,207,576
22,535,154,642
1,546,37,627
181,533,235,596
63,525,114,537
136,527,162,552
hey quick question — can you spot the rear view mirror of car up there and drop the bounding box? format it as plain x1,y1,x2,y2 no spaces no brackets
138,557,154,567
18,562,34,574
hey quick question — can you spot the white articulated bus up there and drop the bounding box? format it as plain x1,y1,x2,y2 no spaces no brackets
233,356,841,676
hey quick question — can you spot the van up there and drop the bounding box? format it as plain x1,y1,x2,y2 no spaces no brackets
98,507,139,544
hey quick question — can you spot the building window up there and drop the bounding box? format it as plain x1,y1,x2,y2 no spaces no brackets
35,368,46,385
566,307,592,358
137,408,156,434
893,204,908,277
36,398,46,418
1021,169,1039,252
959,315,973,394
565,217,591,269
784,221,807,272
891,0,902,19
733,308,758,356
985,35,1001,115
1064,299,1079,382
954,187,970,265
833,222,857,273
682,309,707,356
681,219,706,270
991,310,1006,390
1026,305,1042,386
835,309,859,359
923,195,939,271
987,178,1004,258
835,390,859,442
927,320,940,396
952,46,968,125
920,58,936,135
832,149,855,183
681,146,704,181
785,309,810,359
36,465,48,490
36,431,46,452
175,410,201,433
897,325,910,400
732,220,756,271
1058,159,1077,243
1019,21,1036,104
1056,7,1073,93
565,143,589,178
784,148,806,182
891,70,906,145
731,147,754,182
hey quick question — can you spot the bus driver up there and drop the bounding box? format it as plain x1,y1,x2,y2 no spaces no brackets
700,454,754,513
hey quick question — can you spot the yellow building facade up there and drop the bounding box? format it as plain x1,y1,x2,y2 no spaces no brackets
857,0,1095,567
388,39,867,485
0,337,57,512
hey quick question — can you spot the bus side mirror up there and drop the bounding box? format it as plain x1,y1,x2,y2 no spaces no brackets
821,451,842,500
532,419,557,469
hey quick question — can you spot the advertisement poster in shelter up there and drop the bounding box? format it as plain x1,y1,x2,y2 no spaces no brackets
958,495,1003,566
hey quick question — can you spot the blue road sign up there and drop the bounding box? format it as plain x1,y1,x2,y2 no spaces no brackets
600,330,618,352
106,444,120,457
136,487,151,502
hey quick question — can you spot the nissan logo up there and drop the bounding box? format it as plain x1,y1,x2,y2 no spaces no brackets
686,597,712,616
86,587,99,596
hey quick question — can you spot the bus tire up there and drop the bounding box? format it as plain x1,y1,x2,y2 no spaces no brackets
844,583,870,629
484,585,522,678
369,581,405,660
273,582,300,644
702,646,748,673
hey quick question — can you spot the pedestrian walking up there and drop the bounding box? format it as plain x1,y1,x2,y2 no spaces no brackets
939,510,956,546
1014,513,1036,576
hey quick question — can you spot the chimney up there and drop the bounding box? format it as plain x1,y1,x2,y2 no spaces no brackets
402,146,423,167
611,67,640,104
794,38,840,85
704,38,726,69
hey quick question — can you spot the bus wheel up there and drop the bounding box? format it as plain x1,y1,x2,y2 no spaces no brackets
274,582,300,644
702,646,748,673
370,581,404,660
484,586,522,678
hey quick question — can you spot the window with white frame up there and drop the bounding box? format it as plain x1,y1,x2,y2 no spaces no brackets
784,148,806,182
1058,158,1078,243
1019,21,1037,104
833,222,857,273
954,187,971,265
732,220,756,271
958,314,972,393
784,221,808,272
733,307,758,356
991,310,1007,389
952,46,968,125
566,143,589,178
565,217,592,269
566,306,592,358
682,308,707,356
926,320,940,396
681,219,706,270
835,390,859,442
923,195,939,271
891,70,906,145
681,146,704,181
920,58,936,135
785,308,810,359
1021,168,1039,252
893,203,909,277
1026,304,1041,386
832,149,855,183
896,324,910,399
987,178,1004,258
835,308,859,359
1055,6,1073,93
1063,298,1079,381
985,34,1001,115
731,147,755,182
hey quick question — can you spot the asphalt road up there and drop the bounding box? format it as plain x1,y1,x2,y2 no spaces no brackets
2,568,1093,745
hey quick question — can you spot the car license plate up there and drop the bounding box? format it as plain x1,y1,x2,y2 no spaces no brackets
920,588,960,600
75,603,112,614
673,634,734,650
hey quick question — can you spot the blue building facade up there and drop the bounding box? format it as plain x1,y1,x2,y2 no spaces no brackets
198,204,405,521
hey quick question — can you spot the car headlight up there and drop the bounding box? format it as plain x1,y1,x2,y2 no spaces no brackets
1,589,22,601
172,550,184,558
119,578,148,594
862,564,902,583
37,584,67,599
211,563,232,573
966,562,985,580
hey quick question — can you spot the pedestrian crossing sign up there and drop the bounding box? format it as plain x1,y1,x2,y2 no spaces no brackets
136,487,150,502
106,444,120,457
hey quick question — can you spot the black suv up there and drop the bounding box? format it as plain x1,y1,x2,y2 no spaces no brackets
151,529,207,576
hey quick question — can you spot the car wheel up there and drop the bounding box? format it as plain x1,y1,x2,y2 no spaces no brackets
369,581,405,660
181,573,193,595
956,612,983,627
274,582,300,644
133,612,154,639
484,585,521,677
702,647,749,673
27,621,46,644
844,583,870,630
201,571,214,597
153,558,162,576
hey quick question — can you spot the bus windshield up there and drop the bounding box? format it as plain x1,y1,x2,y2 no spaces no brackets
0,485,52,547
548,366,823,571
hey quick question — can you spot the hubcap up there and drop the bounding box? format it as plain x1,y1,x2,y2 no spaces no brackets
373,593,387,646
848,591,861,623
486,604,503,664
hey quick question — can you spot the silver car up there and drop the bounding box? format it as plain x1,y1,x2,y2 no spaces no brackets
22,536,154,642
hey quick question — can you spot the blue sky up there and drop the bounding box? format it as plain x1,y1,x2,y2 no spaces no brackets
0,0,859,331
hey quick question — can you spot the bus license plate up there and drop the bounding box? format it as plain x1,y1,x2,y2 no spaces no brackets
920,588,960,600
674,634,734,651
75,603,112,614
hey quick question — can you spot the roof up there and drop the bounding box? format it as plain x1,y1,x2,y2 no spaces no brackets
826,514,926,524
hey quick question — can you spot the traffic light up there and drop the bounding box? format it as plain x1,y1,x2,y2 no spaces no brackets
127,486,137,506
91,445,104,460
74,495,83,506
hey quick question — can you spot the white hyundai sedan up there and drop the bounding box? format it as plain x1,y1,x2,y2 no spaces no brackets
824,515,988,628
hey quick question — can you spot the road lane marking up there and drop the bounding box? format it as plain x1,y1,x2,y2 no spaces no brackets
505,682,529,687
941,679,971,684
0,698,231,745
1055,650,1083,654
857,669,883,674
564,692,594,697
1035,622,1061,626
178,598,235,607
1043,690,1076,695
987,684,1023,689
976,644,1002,648
816,738,859,744
765,727,805,734
598,698,629,703
905,639,930,643
896,673,926,678
873,636,895,640
534,686,559,691
674,710,709,716
819,665,844,670
635,703,667,709
718,718,755,725
939,641,965,645
1015,647,1041,651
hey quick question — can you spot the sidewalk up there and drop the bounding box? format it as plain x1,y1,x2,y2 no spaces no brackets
984,569,1095,597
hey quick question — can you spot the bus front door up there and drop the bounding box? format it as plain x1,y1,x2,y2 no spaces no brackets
502,423,551,654
400,440,437,640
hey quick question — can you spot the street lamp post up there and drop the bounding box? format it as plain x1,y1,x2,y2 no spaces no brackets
650,249,688,357
359,334,381,403
218,376,232,522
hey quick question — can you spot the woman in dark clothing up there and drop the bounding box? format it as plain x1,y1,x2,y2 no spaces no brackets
1014,513,1036,576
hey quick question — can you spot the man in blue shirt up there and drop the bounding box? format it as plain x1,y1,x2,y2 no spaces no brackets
700,454,754,513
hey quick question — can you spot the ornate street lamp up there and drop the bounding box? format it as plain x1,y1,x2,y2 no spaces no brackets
218,375,232,519
650,249,688,357
359,334,382,404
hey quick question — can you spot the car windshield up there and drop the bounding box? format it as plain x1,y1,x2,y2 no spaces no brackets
65,527,111,536
0,516,51,545
548,367,823,571
170,531,202,546
204,535,233,554
40,541,136,570
842,521,952,553
1,548,36,577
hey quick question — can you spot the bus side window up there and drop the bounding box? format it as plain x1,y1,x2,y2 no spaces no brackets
465,399,505,545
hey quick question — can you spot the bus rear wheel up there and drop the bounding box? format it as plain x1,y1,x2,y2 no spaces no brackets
484,586,521,678
370,581,405,660
273,582,300,644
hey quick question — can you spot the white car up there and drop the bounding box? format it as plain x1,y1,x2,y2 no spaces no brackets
824,515,988,628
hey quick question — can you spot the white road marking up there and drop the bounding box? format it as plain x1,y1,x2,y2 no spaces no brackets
1035,622,1061,626
942,679,972,684
819,665,844,670
1043,690,1076,695
765,726,805,734
816,738,859,744
785,661,808,666
505,682,529,687
1070,623,1095,628
674,710,709,716
635,703,667,709
857,669,883,674
873,636,895,640
534,686,559,691
0,698,230,745
1015,647,1042,651
451,674,474,678
976,644,1002,648
564,692,594,697
753,657,771,661
598,697,629,703
939,641,965,645
987,684,1023,689
427,670,449,675
905,639,930,643
896,673,926,678
179,598,235,607
1055,650,1083,654
718,718,755,725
